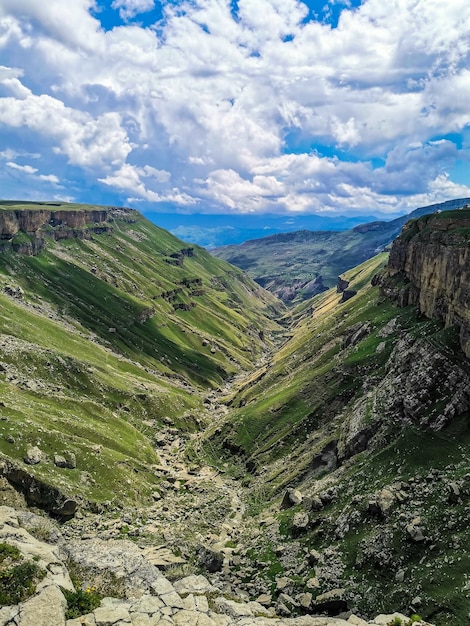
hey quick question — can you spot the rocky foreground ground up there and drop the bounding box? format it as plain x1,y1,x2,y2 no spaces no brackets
0,506,435,626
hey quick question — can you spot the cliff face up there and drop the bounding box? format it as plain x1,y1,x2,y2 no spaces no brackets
0,208,113,239
377,208,470,356
0,207,135,254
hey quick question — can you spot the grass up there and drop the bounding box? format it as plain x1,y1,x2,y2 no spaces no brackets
0,543,45,605
0,202,284,505
203,245,470,625
207,254,391,463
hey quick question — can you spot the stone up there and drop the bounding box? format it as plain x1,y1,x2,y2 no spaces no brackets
373,614,410,625
67,453,77,469
198,545,223,573
337,276,349,293
297,592,313,608
173,575,215,595
3,285,24,299
161,591,186,609
376,489,396,517
310,496,324,511
128,615,160,626
151,576,175,596
64,538,170,595
313,588,348,614
142,546,186,567
194,595,209,612
52,499,79,517
276,592,298,614
24,445,42,465
130,595,164,614
406,520,426,542
214,597,253,618
256,594,272,606
292,512,309,531
280,488,303,509
395,569,405,583
54,453,77,469
276,576,291,591
447,481,461,503
348,615,368,625
173,609,203,625
0,606,19,625
196,615,220,626
67,615,96,626
308,549,322,565
17,585,67,626
93,604,130,625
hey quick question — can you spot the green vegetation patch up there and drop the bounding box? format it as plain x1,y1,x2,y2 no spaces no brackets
0,542,45,605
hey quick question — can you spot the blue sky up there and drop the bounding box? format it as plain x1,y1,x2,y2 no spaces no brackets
1,0,470,218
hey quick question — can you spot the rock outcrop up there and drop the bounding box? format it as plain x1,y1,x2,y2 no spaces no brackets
0,209,109,238
0,456,80,517
0,506,435,626
376,208,470,356
0,207,137,254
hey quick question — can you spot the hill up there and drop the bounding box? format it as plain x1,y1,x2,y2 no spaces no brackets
0,201,468,626
0,200,283,511
202,210,470,624
212,198,470,303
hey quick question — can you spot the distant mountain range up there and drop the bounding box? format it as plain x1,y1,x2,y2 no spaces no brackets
212,197,470,303
145,212,380,248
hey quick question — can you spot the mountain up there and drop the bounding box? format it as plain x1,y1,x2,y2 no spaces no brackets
212,197,470,303
0,200,283,512
203,209,470,624
146,212,379,249
0,200,468,626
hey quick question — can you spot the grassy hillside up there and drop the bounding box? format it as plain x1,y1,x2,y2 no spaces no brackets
0,201,284,506
202,252,470,625
212,198,470,303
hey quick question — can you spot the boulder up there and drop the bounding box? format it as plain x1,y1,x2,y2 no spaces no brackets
173,575,216,595
308,548,322,565
312,588,348,615
24,446,43,465
406,517,426,542
16,584,67,626
197,545,223,573
280,488,303,509
292,512,309,532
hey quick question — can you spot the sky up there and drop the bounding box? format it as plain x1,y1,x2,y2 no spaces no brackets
1,0,470,218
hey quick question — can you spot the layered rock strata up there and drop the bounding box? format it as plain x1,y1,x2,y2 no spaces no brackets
376,209,470,356
0,207,136,254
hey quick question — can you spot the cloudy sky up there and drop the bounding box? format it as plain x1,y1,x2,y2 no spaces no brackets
1,0,470,217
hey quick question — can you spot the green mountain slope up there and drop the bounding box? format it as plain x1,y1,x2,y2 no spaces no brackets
0,201,284,508
204,236,470,624
212,198,470,303
0,201,469,625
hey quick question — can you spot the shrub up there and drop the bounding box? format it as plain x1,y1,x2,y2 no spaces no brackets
0,542,45,605
62,586,101,619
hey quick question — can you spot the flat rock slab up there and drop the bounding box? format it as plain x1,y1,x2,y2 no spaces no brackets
141,546,186,567
16,585,66,626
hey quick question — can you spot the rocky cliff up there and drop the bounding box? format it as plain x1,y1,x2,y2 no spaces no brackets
0,205,135,254
376,207,470,357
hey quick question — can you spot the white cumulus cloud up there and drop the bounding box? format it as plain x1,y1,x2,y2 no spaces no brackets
1,0,470,214
111,0,155,21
